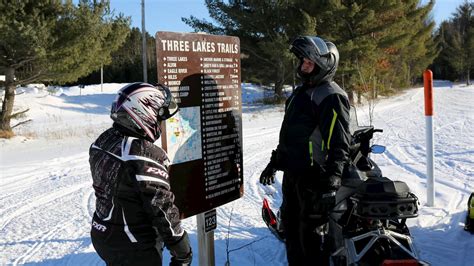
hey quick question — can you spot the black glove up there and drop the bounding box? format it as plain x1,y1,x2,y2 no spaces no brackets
168,232,192,266
170,252,192,266
260,163,276,185
260,150,279,185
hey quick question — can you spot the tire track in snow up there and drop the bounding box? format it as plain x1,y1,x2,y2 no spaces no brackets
413,191,470,266
4,185,94,265
242,127,280,206
0,165,60,201
243,126,280,140
383,142,471,196
363,87,473,265
0,182,90,231
12,220,73,265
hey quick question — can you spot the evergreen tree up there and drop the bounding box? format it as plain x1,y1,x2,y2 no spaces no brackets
185,0,437,102
183,0,316,99
450,1,473,84
77,28,157,85
432,1,473,84
0,0,130,137
396,0,437,86
432,22,455,80
303,0,436,102
302,0,399,101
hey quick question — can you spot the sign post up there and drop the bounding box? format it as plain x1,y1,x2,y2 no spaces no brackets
197,210,216,266
423,69,435,207
156,31,243,266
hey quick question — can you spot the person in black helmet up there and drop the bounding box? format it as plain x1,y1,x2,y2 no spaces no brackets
89,82,192,266
260,36,351,265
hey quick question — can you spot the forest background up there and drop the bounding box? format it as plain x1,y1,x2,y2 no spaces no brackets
0,0,473,136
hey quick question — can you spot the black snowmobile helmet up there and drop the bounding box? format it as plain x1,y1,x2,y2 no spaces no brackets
290,36,339,85
110,82,179,142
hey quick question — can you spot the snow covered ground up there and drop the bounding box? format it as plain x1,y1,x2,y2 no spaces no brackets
0,81,473,265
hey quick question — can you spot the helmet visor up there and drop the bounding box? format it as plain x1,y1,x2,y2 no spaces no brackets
290,36,330,68
157,84,179,120
167,97,179,117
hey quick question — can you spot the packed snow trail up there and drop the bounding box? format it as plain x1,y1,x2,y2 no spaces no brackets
0,83,473,265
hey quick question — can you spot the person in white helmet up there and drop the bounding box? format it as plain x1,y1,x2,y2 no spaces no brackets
89,82,192,266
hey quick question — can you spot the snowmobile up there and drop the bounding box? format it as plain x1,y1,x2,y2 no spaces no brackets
262,107,429,265
464,192,474,233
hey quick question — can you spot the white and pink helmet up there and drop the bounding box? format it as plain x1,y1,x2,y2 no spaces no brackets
110,82,179,142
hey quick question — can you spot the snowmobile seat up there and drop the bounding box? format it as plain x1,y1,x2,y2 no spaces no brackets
350,177,419,219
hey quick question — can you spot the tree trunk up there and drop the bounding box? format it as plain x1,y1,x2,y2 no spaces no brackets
274,63,285,101
274,79,284,100
0,67,16,137
467,69,471,86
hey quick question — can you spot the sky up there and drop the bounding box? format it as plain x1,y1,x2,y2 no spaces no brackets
107,0,469,35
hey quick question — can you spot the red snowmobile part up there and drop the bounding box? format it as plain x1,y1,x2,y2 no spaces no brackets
262,198,277,226
262,198,285,241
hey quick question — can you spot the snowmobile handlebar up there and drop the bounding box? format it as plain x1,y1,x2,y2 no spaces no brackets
350,126,383,162
352,126,383,143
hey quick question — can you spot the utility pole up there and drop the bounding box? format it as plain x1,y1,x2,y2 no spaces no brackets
141,0,148,83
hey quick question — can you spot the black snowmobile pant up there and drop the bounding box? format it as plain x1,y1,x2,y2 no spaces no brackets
92,235,164,266
281,172,331,266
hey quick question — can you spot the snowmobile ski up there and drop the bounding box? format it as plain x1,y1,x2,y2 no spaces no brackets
262,198,285,242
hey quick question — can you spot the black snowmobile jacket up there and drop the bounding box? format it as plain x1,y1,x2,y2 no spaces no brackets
275,81,351,184
89,125,190,258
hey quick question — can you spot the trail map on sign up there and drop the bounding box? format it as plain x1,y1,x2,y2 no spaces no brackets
166,106,202,164
158,31,243,218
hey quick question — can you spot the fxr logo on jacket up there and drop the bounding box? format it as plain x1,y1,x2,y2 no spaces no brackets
146,166,169,179
92,221,107,232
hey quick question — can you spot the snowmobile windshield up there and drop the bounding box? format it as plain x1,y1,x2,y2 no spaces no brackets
349,105,360,134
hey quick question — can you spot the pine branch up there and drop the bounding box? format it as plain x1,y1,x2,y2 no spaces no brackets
9,108,30,119
241,46,273,65
15,72,43,85
10,56,37,69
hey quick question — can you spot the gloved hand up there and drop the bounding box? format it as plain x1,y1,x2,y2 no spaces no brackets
260,150,279,185
170,251,192,266
168,232,192,266
317,175,340,217
260,163,276,185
